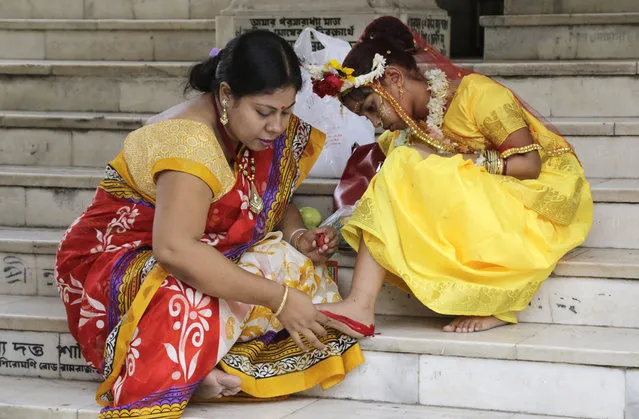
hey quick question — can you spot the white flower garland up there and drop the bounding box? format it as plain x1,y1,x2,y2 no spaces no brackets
423,69,449,139
353,54,386,89
306,53,387,94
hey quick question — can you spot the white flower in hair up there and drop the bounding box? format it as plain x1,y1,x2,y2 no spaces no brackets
353,54,387,88
306,53,387,97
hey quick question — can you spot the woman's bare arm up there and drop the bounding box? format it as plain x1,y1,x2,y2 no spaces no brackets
153,171,283,309
152,171,329,351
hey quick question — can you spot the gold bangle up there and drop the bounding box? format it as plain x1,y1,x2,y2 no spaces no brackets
288,228,307,244
500,144,543,160
482,149,498,174
487,150,504,175
496,155,504,175
292,230,305,250
273,285,289,317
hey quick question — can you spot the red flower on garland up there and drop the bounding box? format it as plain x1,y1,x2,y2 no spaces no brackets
312,72,344,98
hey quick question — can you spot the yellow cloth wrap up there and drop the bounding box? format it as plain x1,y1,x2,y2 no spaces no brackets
342,148,592,322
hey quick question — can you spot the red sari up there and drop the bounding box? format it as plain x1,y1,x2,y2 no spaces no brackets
55,118,363,418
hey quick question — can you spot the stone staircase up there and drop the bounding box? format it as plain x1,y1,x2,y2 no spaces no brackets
1,1,639,418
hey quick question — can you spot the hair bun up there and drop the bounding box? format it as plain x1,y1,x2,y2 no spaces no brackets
362,16,415,52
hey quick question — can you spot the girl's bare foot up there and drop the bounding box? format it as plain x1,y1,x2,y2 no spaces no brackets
316,301,375,338
442,316,508,333
193,368,242,399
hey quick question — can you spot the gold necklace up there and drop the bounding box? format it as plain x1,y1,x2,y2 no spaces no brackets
370,82,458,154
240,155,264,215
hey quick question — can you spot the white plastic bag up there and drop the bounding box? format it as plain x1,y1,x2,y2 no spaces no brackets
319,203,358,252
294,28,375,178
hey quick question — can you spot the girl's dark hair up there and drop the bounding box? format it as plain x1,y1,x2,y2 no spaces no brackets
340,17,419,104
185,30,303,97
343,16,418,77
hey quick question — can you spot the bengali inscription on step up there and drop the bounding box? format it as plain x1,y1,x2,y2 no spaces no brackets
0,253,57,296
36,254,58,296
0,331,101,380
0,253,36,295
233,15,450,55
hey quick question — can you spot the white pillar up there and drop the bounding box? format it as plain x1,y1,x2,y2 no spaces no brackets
215,0,450,56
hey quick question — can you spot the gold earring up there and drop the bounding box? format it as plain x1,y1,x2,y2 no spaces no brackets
220,99,229,126
398,84,405,100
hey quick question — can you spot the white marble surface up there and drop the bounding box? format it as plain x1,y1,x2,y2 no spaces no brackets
516,284,553,324
0,187,26,227
495,77,552,116
0,76,121,113
516,324,639,367
118,78,183,113
302,351,419,404
555,247,639,279
485,25,639,61
72,130,125,168
0,128,72,167
46,31,155,61
0,31,45,60
586,204,639,249
551,76,639,118
570,136,639,179
418,355,625,418
543,277,639,328
0,0,84,18
496,76,639,118
627,370,639,419
593,178,639,202
84,0,191,19
0,376,97,419
25,188,94,228
0,294,67,332
153,31,215,61
0,226,62,254
362,316,547,361
79,396,319,419
1,375,583,419
286,399,512,419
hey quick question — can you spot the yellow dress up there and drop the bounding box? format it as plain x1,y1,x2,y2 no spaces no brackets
342,74,593,323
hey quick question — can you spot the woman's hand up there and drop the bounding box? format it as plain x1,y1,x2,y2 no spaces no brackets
295,227,340,263
274,286,329,351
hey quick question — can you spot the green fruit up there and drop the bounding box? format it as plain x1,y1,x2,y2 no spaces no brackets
300,207,322,229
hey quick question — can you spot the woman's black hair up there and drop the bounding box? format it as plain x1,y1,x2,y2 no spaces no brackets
185,30,303,97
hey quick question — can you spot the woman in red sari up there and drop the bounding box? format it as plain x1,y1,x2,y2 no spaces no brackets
54,30,363,418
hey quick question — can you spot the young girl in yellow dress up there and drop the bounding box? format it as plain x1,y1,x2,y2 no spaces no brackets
312,16,593,334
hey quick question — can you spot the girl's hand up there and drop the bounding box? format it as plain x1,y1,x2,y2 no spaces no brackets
295,227,339,263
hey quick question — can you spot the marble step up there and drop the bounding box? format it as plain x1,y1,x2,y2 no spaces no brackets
504,0,639,14
0,0,219,19
0,377,587,419
0,305,636,418
1,60,639,117
0,167,637,248
481,13,639,60
338,249,639,329
0,223,638,328
0,19,215,61
1,111,639,179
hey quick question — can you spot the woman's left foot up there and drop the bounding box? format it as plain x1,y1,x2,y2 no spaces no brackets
442,316,508,333
193,368,242,399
